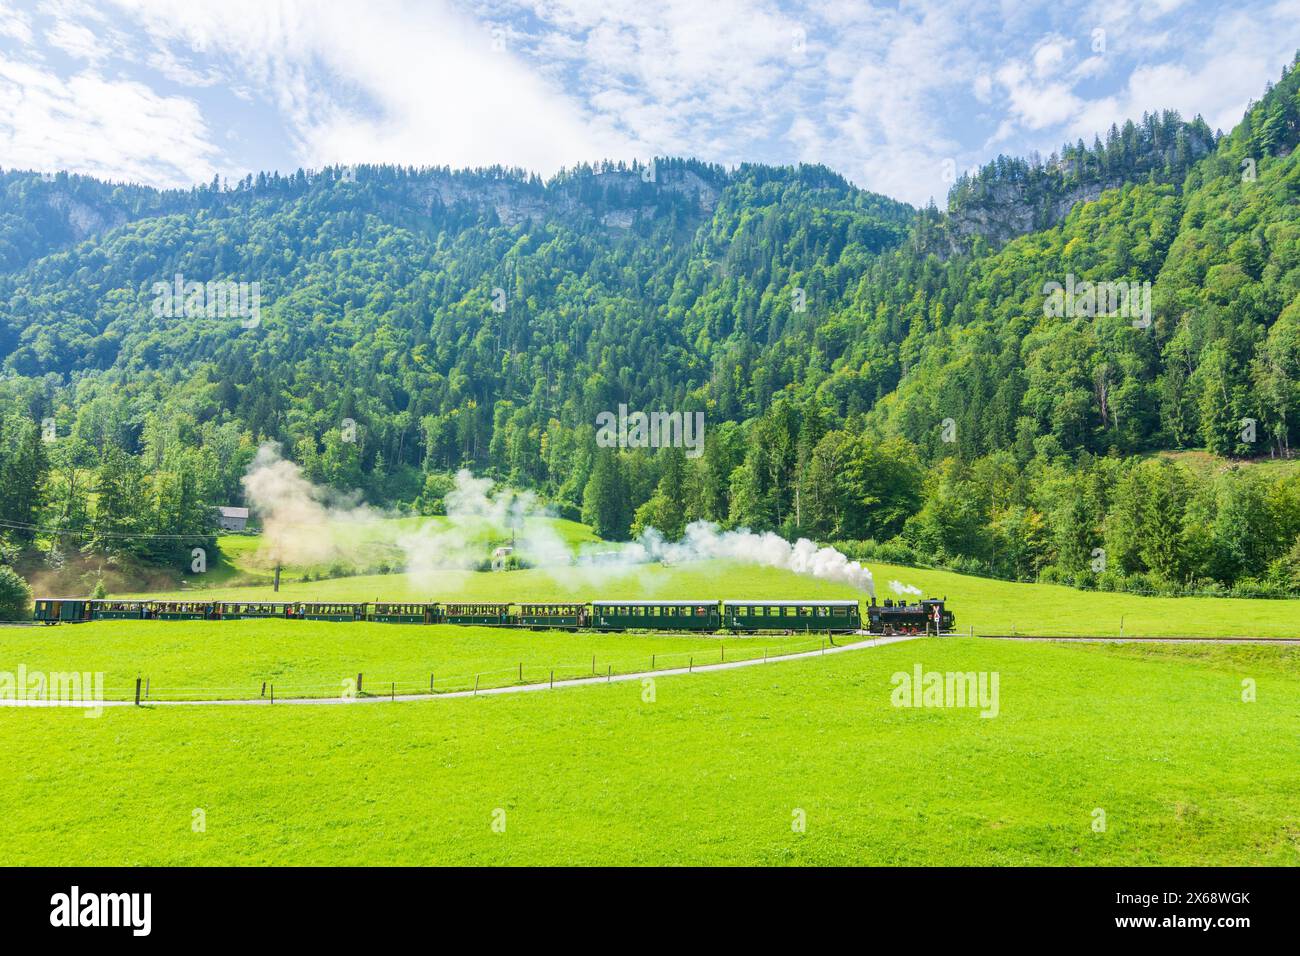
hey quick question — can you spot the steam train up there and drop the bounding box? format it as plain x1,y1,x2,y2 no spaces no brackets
32,596,953,635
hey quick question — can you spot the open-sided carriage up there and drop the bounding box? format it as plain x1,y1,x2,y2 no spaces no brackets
369,603,441,624
216,602,292,620
152,601,213,621
293,603,366,622
516,603,589,628
442,603,512,625
89,600,151,620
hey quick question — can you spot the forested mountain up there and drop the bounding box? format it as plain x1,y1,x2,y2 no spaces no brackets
1,53,1299,600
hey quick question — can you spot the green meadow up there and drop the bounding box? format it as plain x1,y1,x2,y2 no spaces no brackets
9,555,1299,866
2,638,1296,866
0,619,818,700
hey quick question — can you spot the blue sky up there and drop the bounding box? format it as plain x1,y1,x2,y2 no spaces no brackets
0,0,1296,206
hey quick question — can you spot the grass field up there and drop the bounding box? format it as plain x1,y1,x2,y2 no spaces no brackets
135,558,1300,638
2,637,1296,866
0,619,819,700
9,556,1299,867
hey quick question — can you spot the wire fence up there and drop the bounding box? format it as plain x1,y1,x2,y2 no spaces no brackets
52,634,862,703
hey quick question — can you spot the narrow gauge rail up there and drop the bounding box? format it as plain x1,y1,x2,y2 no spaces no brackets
32,596,954,636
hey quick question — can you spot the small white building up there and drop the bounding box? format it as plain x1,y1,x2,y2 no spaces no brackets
216,506,249,531
491,546,513,571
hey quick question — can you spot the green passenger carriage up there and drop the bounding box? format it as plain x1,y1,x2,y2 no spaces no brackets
152,601,212,620
443,603,512,625
33,598,94,623
370,602,440,624
723,599,860,633
88,600,149,620
591,600,721,631
516,603,589,628
294,602,366,622
216,602,291,620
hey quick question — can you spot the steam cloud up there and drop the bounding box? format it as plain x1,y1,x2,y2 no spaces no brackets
240,446,876,596
241,443,381,568
889,580,922,597
614,522,875,596
398,470,573,578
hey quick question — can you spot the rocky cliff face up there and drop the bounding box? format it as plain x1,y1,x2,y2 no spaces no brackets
45,191,132,241
943,179,1112,252
415,165,720,229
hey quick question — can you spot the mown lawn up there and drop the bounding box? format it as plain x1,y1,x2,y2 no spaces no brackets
1,638,1296,865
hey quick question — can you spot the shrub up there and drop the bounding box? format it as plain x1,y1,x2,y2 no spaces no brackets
874,539,919,565
0,566,33,621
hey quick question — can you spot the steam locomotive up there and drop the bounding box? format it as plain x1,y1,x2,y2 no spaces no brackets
32,595,954,636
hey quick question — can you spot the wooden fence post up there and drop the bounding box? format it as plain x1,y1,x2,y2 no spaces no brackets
270,684,274,704
474,675,479,695
134,677,140,706
549,669,554,688
357,673,363,694
260,681,266,698
689,656,693,673
518,662,522,682
391,681,395,701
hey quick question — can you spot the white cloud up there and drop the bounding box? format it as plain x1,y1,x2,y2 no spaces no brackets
109,0,633,174
46,19,109,62
996,60,1084,130
0,1,34,44
0,54,220,185
1065,0,1300,140
0,0,1294,209
1032,35,1073,78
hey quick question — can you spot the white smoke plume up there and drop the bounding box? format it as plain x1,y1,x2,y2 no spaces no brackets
241,443,383,569
398,469,571,580
889,580,922,597
240,450,876,596
607,521,875,596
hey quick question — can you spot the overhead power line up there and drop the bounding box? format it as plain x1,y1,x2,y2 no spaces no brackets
0,518,224,541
